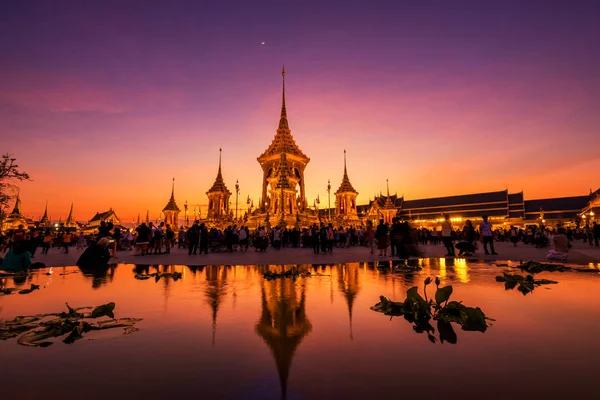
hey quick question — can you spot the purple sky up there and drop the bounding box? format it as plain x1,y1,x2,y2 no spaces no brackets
2,0,599,220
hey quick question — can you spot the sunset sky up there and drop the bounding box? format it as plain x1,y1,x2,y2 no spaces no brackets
2,0,599,222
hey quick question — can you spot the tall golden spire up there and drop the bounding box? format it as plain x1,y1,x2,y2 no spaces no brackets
218,148,222,177
335,149,357,195
278,66,289,131
207,148,231,195
66,203,74,222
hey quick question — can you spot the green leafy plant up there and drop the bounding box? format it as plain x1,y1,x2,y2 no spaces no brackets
495,273,557,295
371,278,492,344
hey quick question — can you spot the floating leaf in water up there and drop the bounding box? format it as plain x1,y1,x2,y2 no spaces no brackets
518,261,571,274
18,284,40,295
1,304,141,347
496,273,558,295
89,302,115,319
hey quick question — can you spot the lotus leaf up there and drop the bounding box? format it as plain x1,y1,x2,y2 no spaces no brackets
18,284,40,295
435,286,453,305
89,302,115,318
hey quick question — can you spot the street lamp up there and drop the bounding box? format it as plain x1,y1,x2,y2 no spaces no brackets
327,179,331,221
184,200,188,227
235,179,240,220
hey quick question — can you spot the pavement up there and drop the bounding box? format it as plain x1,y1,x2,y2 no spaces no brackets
23,240,600,267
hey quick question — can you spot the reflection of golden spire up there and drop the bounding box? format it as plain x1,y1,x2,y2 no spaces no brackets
205,265,228,347
256,268,312,399
337,263,361,341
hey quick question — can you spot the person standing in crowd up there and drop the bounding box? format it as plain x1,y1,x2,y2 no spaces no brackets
187,221,200,255
441,214,455,257
178,226,186,248
480,215,498,255
238,225,248,251
509,225,519,247
366,220,374,254
153,222,164,254
593,221,600,247
311,223,320,254
389,218,402,258
62,230,72,254
42,228,53,254
135,223,151,256
199,223,210,254
164,224,175,254
273,226,282,250
76,231,86,250
327,224,335,252
375,219,389,257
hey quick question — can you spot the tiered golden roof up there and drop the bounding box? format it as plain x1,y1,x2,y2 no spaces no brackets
258,67,309,163
163,178,181,212
335,150,358,194
207,148,232,195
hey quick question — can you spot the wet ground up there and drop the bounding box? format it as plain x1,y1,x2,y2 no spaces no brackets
1,260,600,399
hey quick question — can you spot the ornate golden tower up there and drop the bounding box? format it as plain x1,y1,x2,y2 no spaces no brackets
2,192,28,230
64,203,78,228
381,179,397,224
39,200,50,227
334,150,359,223
256,67,313,228
162,178,180,227
206,148,232,221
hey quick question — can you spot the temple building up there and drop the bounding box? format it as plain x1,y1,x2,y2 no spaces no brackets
2,192,29,231
334,150,360,224
356,188,600,228
84,208,121,233
249,67,318,228
39,201,51,228
64,203,78,229
206,148,232,223
363,180,398,225
162,178,180,227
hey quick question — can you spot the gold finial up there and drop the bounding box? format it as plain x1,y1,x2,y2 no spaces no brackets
282,65,286,77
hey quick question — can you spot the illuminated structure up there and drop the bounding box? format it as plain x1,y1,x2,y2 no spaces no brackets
250,67,318,228
334,150,359,224
2,192,28,231
162,178,180,228
64,203,78,229
364,180,397,224
39,200,51,227
256,267,312,398
84,208,121,232
206,148,232,223
356,188,600,228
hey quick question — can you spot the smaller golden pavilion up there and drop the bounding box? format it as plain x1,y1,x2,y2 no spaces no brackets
206,148,232,222
64,203,78,229
2,192,28,231
162,178,180,227
39,200,51,228
334,150,360,224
